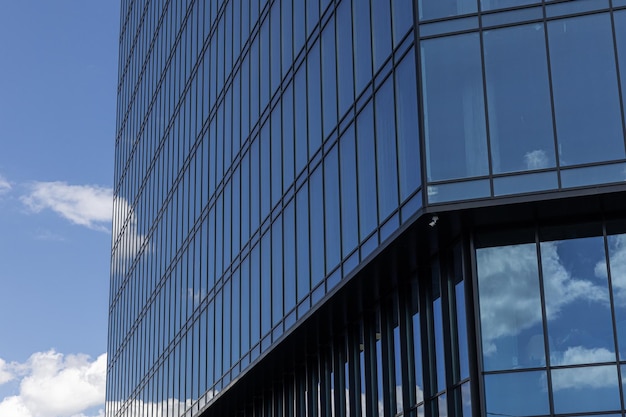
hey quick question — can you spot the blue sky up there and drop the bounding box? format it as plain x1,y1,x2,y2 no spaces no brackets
0,2,119,416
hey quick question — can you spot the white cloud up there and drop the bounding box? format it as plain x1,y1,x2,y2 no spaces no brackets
0,358,15,385
21,182,112,231
0,350,106,417
0,174,11,195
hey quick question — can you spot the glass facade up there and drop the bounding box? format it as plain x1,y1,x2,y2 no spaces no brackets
106,0,626,416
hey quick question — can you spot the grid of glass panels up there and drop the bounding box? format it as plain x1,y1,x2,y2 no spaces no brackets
476,220,626,417
107,0,420,416
420,2,626,204
107,0,626,416
188,237,471,417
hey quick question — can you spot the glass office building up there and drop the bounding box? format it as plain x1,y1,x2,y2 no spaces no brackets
106,0,626,416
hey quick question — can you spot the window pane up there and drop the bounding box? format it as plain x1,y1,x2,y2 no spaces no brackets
270,103,283,207
395,50,421,201
540,237,615,365
481,0,540,11
324,145,341,273
422,33,488,181
484,371,549,417
272,218,283,326
336,0,354,117
309,166,325,288
484,23,555,174
294,64,308,174
281,0,293,76
552,366,621,414
374,77,399,221
392,0,413,46
419,0,477,21
308,42,322,156
371,0,392,70
548,14,624,166
339,125,359,257
477,244,546,371
615,11,626,126
283,200,297,313
282,83,295,192
261,232,271,336
356,103,378,239
296,183,310,300
322,16,338,139
353,0,372,94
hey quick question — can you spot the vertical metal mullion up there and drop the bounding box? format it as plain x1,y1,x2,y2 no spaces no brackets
419,263,435,417
399,274,417,413
477,1,496,198
609,0,626,159
412,0,428,209
602,222,626,413
464,230,482,417
362,316,377,417
535,228,555,416
542,4,563,189
381,300,396,416
348,325,362,417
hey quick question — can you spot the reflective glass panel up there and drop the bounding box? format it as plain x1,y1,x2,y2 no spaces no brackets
540,237,615,365
394,50,421,202
324,145,341,273
483,23,555,174
374,77,399,221
339,125,359,258
392,0,413,46
371,0,392,70
336,0,355,117
481,0,539,11
353,0,372,94
477,244,546,371
421,33,488,181
356,103,378,239
552,366,621,414
615,11,626,124
548,14,624,166
418,0,477,20
484,371,549,417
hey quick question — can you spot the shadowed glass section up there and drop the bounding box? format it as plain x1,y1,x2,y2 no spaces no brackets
421,33,488,182
548,13,624,166
481,0,540,11
484,23,555,174
552,366,621,414
418,0,477,21
484,371,549,417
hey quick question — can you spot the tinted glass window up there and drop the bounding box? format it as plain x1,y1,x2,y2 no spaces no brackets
548,14,624,166
477,244,545,371
419,0,477,21
421,33,488,181
484,23,555,174
540,237,615,365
